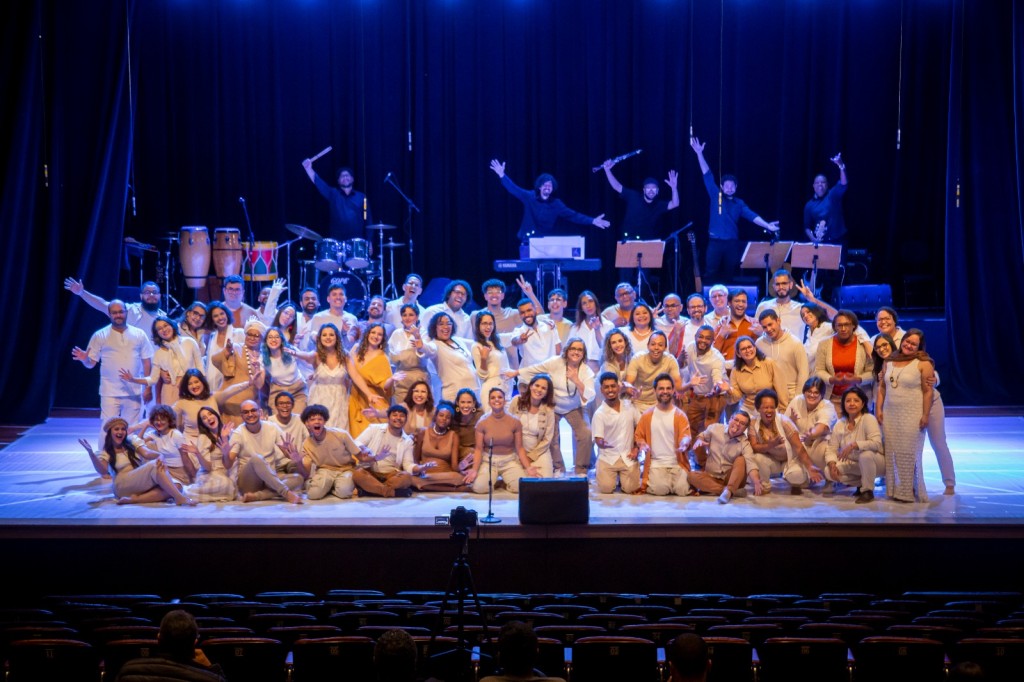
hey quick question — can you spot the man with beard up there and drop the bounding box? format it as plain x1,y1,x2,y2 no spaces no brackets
356,295,394,343
311,283,359,350
680,325,729,460
421,279,473,339
227,399,304,504
624,330,682,412
65,277,165,333
601,282,638,327
221,275,261,329
689,410,754,504
294,287,321,352
72,299,154,441
301,160,373,242
712,288,762,369
755,269,807,341
689,136,779,283
489,158,610,245
634,374,692,496
509,298,560,368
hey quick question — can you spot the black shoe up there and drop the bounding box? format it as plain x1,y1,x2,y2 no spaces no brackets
393,488,413,497
855,490,874,504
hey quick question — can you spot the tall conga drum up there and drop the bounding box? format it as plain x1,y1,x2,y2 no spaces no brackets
212,227,243,278
242,241,279,282
179,226,211,289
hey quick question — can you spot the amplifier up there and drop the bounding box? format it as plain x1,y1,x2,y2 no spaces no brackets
518,477,590,524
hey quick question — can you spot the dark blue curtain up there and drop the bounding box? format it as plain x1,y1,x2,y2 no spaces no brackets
1,0,1021,420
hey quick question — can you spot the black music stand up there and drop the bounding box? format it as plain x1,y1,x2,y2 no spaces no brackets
790,242,842,297
615,240,664,302
741,241,793,300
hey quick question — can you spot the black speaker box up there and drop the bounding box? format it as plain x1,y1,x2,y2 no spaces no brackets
518,477,590,525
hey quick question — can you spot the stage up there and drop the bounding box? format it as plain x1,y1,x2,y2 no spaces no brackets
1,411,1023,603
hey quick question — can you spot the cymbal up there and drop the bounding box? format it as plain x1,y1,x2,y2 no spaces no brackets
366,223,396,231
381,241,406,249
285,223,323,240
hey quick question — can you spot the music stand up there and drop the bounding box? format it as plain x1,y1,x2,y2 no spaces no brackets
790,242,842,296
741,241,793,300
615,240,665,301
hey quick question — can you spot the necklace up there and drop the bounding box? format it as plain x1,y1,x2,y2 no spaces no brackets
889,362,911,388
431,424,448,436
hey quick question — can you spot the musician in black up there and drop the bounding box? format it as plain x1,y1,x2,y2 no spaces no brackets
689,136,779,283
601,159,679,241
489,159,610,243
301,159,373,241
803,153,848,245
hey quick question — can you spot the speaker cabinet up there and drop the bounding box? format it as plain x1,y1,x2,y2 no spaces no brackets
518,477,590,525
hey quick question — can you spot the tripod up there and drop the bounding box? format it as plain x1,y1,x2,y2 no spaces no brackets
429,524,493,682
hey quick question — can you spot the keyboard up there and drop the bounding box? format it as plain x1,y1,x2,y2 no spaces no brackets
493,258,602,273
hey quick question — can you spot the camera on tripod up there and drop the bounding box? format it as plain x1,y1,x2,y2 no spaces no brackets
449,506,478,532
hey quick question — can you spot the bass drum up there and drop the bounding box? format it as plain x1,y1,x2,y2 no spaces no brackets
317,270,368,317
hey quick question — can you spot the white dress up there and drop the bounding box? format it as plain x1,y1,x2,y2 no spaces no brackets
308,361,350,430
185,434,238,502
883,359,928,502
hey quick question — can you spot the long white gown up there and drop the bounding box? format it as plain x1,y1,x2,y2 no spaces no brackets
308,361,350,430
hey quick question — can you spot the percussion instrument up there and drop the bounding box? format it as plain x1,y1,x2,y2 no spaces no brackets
366,223,396,231
317,270,368,316
242,241,279,282
381,240,406,249
212,227,243,278
341,238,371,269
315,238,343,272
179,226,211,289
285,223,323,241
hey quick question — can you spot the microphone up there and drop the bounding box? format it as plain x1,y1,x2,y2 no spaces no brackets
384,172,392,184
239,197,246,204
132,194,136,217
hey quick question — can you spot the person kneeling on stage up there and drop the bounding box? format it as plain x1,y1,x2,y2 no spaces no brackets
635,374,692,496
353,405,424,498
784,377,837,487
284,404,367,500
592,372,642,494
466,388,530,494
689,411,754,504
747,389,824,496
824,387,884,504
227,400,304,504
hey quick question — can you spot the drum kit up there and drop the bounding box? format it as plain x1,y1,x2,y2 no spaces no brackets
293,222,404,314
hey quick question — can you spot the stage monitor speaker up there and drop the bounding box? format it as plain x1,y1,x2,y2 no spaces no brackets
831,284,893,317
518,478,589,525
420,277,451,308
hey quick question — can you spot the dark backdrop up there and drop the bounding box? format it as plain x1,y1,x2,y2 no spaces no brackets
2,0,1022,421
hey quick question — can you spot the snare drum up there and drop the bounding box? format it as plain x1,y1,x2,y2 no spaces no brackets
179,226,211,289
212,227,242,278
242,241,279,282
317,270,368,316
341,238,371,269
314,238,342,272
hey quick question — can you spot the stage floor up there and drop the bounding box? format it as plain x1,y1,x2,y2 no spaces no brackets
2,413,1023,541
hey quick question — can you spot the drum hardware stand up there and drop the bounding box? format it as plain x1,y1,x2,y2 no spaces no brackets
238,196,257,302
383,172,420,273
157,234,185,310
384,241,399,299
278,236,302,301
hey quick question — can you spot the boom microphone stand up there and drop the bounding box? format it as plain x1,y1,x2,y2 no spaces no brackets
384,172,420,271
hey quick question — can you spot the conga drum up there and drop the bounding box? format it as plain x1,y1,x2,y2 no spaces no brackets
242,241,279,282
212,227,243,278
179,226,211,289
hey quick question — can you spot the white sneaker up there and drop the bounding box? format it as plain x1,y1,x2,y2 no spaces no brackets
718,490,732,504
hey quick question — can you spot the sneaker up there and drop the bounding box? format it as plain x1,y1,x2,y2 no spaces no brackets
855,490,874,504
718,490,732,505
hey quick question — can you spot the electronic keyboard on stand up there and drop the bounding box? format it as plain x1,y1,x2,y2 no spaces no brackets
493,258,601,299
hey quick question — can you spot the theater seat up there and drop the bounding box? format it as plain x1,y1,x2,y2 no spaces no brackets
570,635,659,682
703,636,754,682
952,638,1024,682
5,638,100,682
757,637,850,682
290,636,376,681
853,636,946,682
200,636,287,682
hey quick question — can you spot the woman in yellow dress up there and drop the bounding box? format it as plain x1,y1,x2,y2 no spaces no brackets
347,322,404,436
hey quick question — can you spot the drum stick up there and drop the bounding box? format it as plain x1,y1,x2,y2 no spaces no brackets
309,146,333,163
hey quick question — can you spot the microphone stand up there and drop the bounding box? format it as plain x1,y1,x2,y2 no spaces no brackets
480,438,500,524
384,174,420,273
665,221,693,296
239,197,256,302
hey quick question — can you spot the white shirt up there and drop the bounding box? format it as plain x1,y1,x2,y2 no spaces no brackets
130,428,187,468
593,400,640,466
421,303,472,339
146,336,203,388
384,298,425,330
422,336,480,402
569,317,615,365
310,310,360,350
271,414,309,449
681,343,727,397
355,424,415,474
755,299,807,342
649,408,677,468
755,330,809,404
697,423,754,479
511,321,560,368
230,421,286,468
785,395,838,436
519,358,596,414
86,324,154,397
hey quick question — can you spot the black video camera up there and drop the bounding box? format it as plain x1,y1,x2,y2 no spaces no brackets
449,506,478,531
